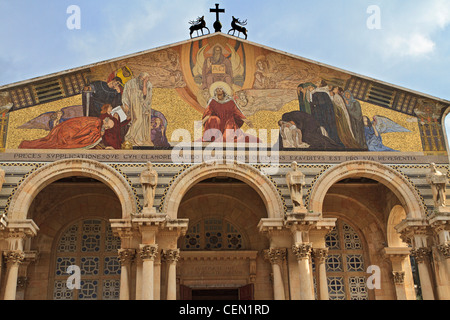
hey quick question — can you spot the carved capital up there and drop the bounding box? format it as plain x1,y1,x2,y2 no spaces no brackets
392,271,405,285
162,249,180,264
312,248,328,263
411,247,432,263
139,244,158,261
17,276,28,289
437,243,450,258
118,248,135,265
292,243,312,260
263,248,286,265
3,250,25,265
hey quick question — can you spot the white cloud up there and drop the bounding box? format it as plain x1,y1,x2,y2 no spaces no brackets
378,0,449,58
387,33,436,57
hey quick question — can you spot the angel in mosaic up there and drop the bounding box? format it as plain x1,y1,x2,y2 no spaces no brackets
363,115,409,151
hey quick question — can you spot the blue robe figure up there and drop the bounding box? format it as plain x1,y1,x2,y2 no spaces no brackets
363,116,409,152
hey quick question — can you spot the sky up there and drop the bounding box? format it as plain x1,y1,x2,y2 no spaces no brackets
1,0,450,129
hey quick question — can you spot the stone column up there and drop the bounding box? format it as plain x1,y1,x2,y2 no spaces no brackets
411,247,435,300
292,243,314,300
312,248,329,300
264,248,286,300
3,250,25,300
139,244,158,300
383,247,416,300
118,248,135,300
163,249,180,300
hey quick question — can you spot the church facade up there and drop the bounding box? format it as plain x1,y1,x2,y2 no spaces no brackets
0,32,449,300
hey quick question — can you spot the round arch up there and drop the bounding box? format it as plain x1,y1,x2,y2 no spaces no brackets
162,161,285,219
387,205,408,247
7,159,138,220
309,160,426,219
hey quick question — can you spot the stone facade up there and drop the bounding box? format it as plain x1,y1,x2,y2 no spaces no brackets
0,155,448,300
0,33,449,300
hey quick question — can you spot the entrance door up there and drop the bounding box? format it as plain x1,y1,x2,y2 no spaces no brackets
180,284,254,300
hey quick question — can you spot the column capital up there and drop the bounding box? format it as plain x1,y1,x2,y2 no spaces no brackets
312,247,328,263
392,271,406,285
263,248,286,265
139,244,158,261
118,248,136,265
3,250,25,265
162,249,180,263
411,247,432,263
292,243,312,260
437,243,450,258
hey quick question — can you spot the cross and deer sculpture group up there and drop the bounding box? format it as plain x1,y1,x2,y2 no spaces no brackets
189,15,248,40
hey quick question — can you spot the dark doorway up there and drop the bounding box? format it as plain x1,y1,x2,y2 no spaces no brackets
180,284,254,300
192,289,239,300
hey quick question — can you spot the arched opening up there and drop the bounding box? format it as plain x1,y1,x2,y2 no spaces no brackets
17,176,122,300
7,159,137,221
319,174,416,300
309,161,426,220
162,161,285,220
175,176,271,300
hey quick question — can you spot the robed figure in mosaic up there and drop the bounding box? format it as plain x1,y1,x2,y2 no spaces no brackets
202,82,255,142
122,72,153,146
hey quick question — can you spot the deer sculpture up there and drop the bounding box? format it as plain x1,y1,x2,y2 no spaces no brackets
228,16,248,40
189,16,210,38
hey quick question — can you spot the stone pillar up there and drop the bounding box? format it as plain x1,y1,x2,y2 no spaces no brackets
3,250,24,300
383,247,416,300
292,243,314,300
139,244,158,300
118,248,135,300
428,211,450,299
264,248,286,300
163,249,180,300
312,248,329,300
411,247,435,300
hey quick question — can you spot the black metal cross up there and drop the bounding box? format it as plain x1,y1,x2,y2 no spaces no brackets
210,3,225,32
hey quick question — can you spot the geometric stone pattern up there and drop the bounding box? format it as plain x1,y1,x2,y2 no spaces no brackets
53,219,121,300
324,220,368,300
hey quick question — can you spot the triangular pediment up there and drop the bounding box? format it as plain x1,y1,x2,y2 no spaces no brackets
0,32,448,154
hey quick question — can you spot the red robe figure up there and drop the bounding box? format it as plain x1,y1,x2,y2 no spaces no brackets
202,86,255,142
99,104,130,149
18,117,113,149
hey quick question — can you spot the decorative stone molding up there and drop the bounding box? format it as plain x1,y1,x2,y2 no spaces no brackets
162,161,285,219
292,243,312,260
308,160,426,219
392,271,406,285
263,248,286,265
118,248,136,265
139,244,158,261
7,159,138,220
411,247,432,263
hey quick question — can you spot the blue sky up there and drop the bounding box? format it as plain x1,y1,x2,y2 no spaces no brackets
1,0,449,101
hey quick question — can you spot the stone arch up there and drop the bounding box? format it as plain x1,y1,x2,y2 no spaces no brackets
7,159,137,220
162,161,285,219
387,205,408,247
309,160,426,219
